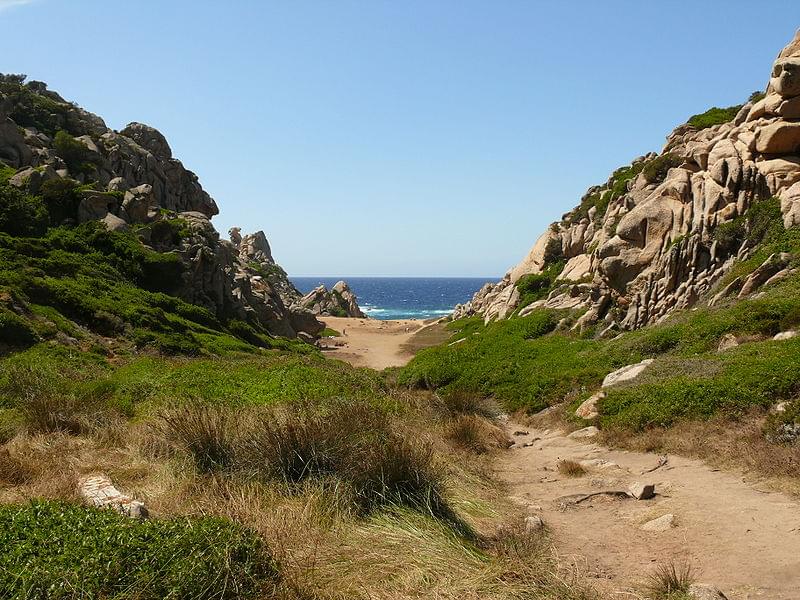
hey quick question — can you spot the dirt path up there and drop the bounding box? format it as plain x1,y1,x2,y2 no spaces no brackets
318,321,800,596
318,316,446,370
500,422,800,598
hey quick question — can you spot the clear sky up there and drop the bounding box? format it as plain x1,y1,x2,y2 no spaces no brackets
1,1,798,276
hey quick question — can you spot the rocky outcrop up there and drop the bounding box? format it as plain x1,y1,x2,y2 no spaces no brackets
457,31,800,331
0,75,324,340
299,280,366,318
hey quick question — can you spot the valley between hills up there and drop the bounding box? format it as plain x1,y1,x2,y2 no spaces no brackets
2,25,800,600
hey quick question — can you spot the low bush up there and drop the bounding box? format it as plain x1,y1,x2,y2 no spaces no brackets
0,305,38,347
53,130,96,175
239,401,459,524
687,105,742,129
0,183,48,237
0,500,278,599
642,153,682,184
516,264,565,309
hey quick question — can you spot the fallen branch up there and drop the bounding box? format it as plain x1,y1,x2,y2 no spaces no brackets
556,490,631,508
641,455,668,474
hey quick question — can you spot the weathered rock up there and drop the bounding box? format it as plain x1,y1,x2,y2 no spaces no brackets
524,515,545,532
453,31,800,333
121,183,154,223
78,473,148,518
774,330,798,341
299,281,366,318
717,334,740,352
567,426,599,439
101,213,128,232
602,359,654,388
120,122,172,160
739,253,790,297
78,191,116,223
755,122,800,154
628,481,655,500
640,513,675,531
575,391,605,420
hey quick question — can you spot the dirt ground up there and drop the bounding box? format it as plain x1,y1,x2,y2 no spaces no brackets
319,318,800,597
318,316,447,370
499,423,800,599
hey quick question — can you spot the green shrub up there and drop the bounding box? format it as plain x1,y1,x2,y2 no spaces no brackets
0,500,277,599
642,153,682,184
0,76,72,136
0,184,48,237
53,130,95,175
516,262,565,308
687,105,742,130
0,306,38,347
38,177,82,225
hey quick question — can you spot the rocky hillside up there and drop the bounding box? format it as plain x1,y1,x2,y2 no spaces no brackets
457,31,800,333
0,74,366,353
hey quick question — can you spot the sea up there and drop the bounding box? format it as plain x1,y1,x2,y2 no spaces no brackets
292,277,496,321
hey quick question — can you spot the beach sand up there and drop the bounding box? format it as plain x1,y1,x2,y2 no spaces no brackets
318,316,449,370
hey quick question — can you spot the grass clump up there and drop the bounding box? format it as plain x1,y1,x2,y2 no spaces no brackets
557,459,586,477
515,263,565,309
644,561,694,599
157,405,235,473
0,500,278,600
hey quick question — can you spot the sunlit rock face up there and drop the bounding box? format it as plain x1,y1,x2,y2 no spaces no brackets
456,30,800,331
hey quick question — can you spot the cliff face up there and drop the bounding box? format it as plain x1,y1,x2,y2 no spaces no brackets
0,74,324,340
457,31,800,332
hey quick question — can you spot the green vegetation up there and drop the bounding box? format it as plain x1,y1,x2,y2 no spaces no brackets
400,268,800,422
0,215,310,355
0,500,276,599
53,130,96,175
0,183,48,237
515,260,566,309
687,105,742,130
0,74,74,137
642,153,682,184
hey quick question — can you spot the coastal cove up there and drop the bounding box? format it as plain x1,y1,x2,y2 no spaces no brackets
293,277,494,320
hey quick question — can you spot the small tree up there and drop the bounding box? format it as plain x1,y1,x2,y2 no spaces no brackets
0,184,48,237
53,130,93,174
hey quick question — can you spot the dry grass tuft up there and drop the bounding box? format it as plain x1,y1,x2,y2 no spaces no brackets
557,459,586,477
447,414,509,454
156,404,234,473
441,390,502,421
644,561,694,599
0,447,32,485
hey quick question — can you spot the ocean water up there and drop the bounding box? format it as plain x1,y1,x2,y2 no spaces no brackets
292,277,496,320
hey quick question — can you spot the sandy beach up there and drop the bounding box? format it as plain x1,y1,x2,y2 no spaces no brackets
318,316,449,370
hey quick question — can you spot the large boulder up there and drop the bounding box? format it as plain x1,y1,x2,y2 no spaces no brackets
299,281,366,318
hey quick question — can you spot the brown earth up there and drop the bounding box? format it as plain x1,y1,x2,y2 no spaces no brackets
317,320,800,597
318,316,448,370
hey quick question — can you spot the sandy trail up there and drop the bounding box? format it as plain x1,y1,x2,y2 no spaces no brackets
318,316,444,370
316,320,800,596
500,422,800,598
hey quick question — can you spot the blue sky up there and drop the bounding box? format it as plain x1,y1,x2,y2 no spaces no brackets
1,1,798,276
